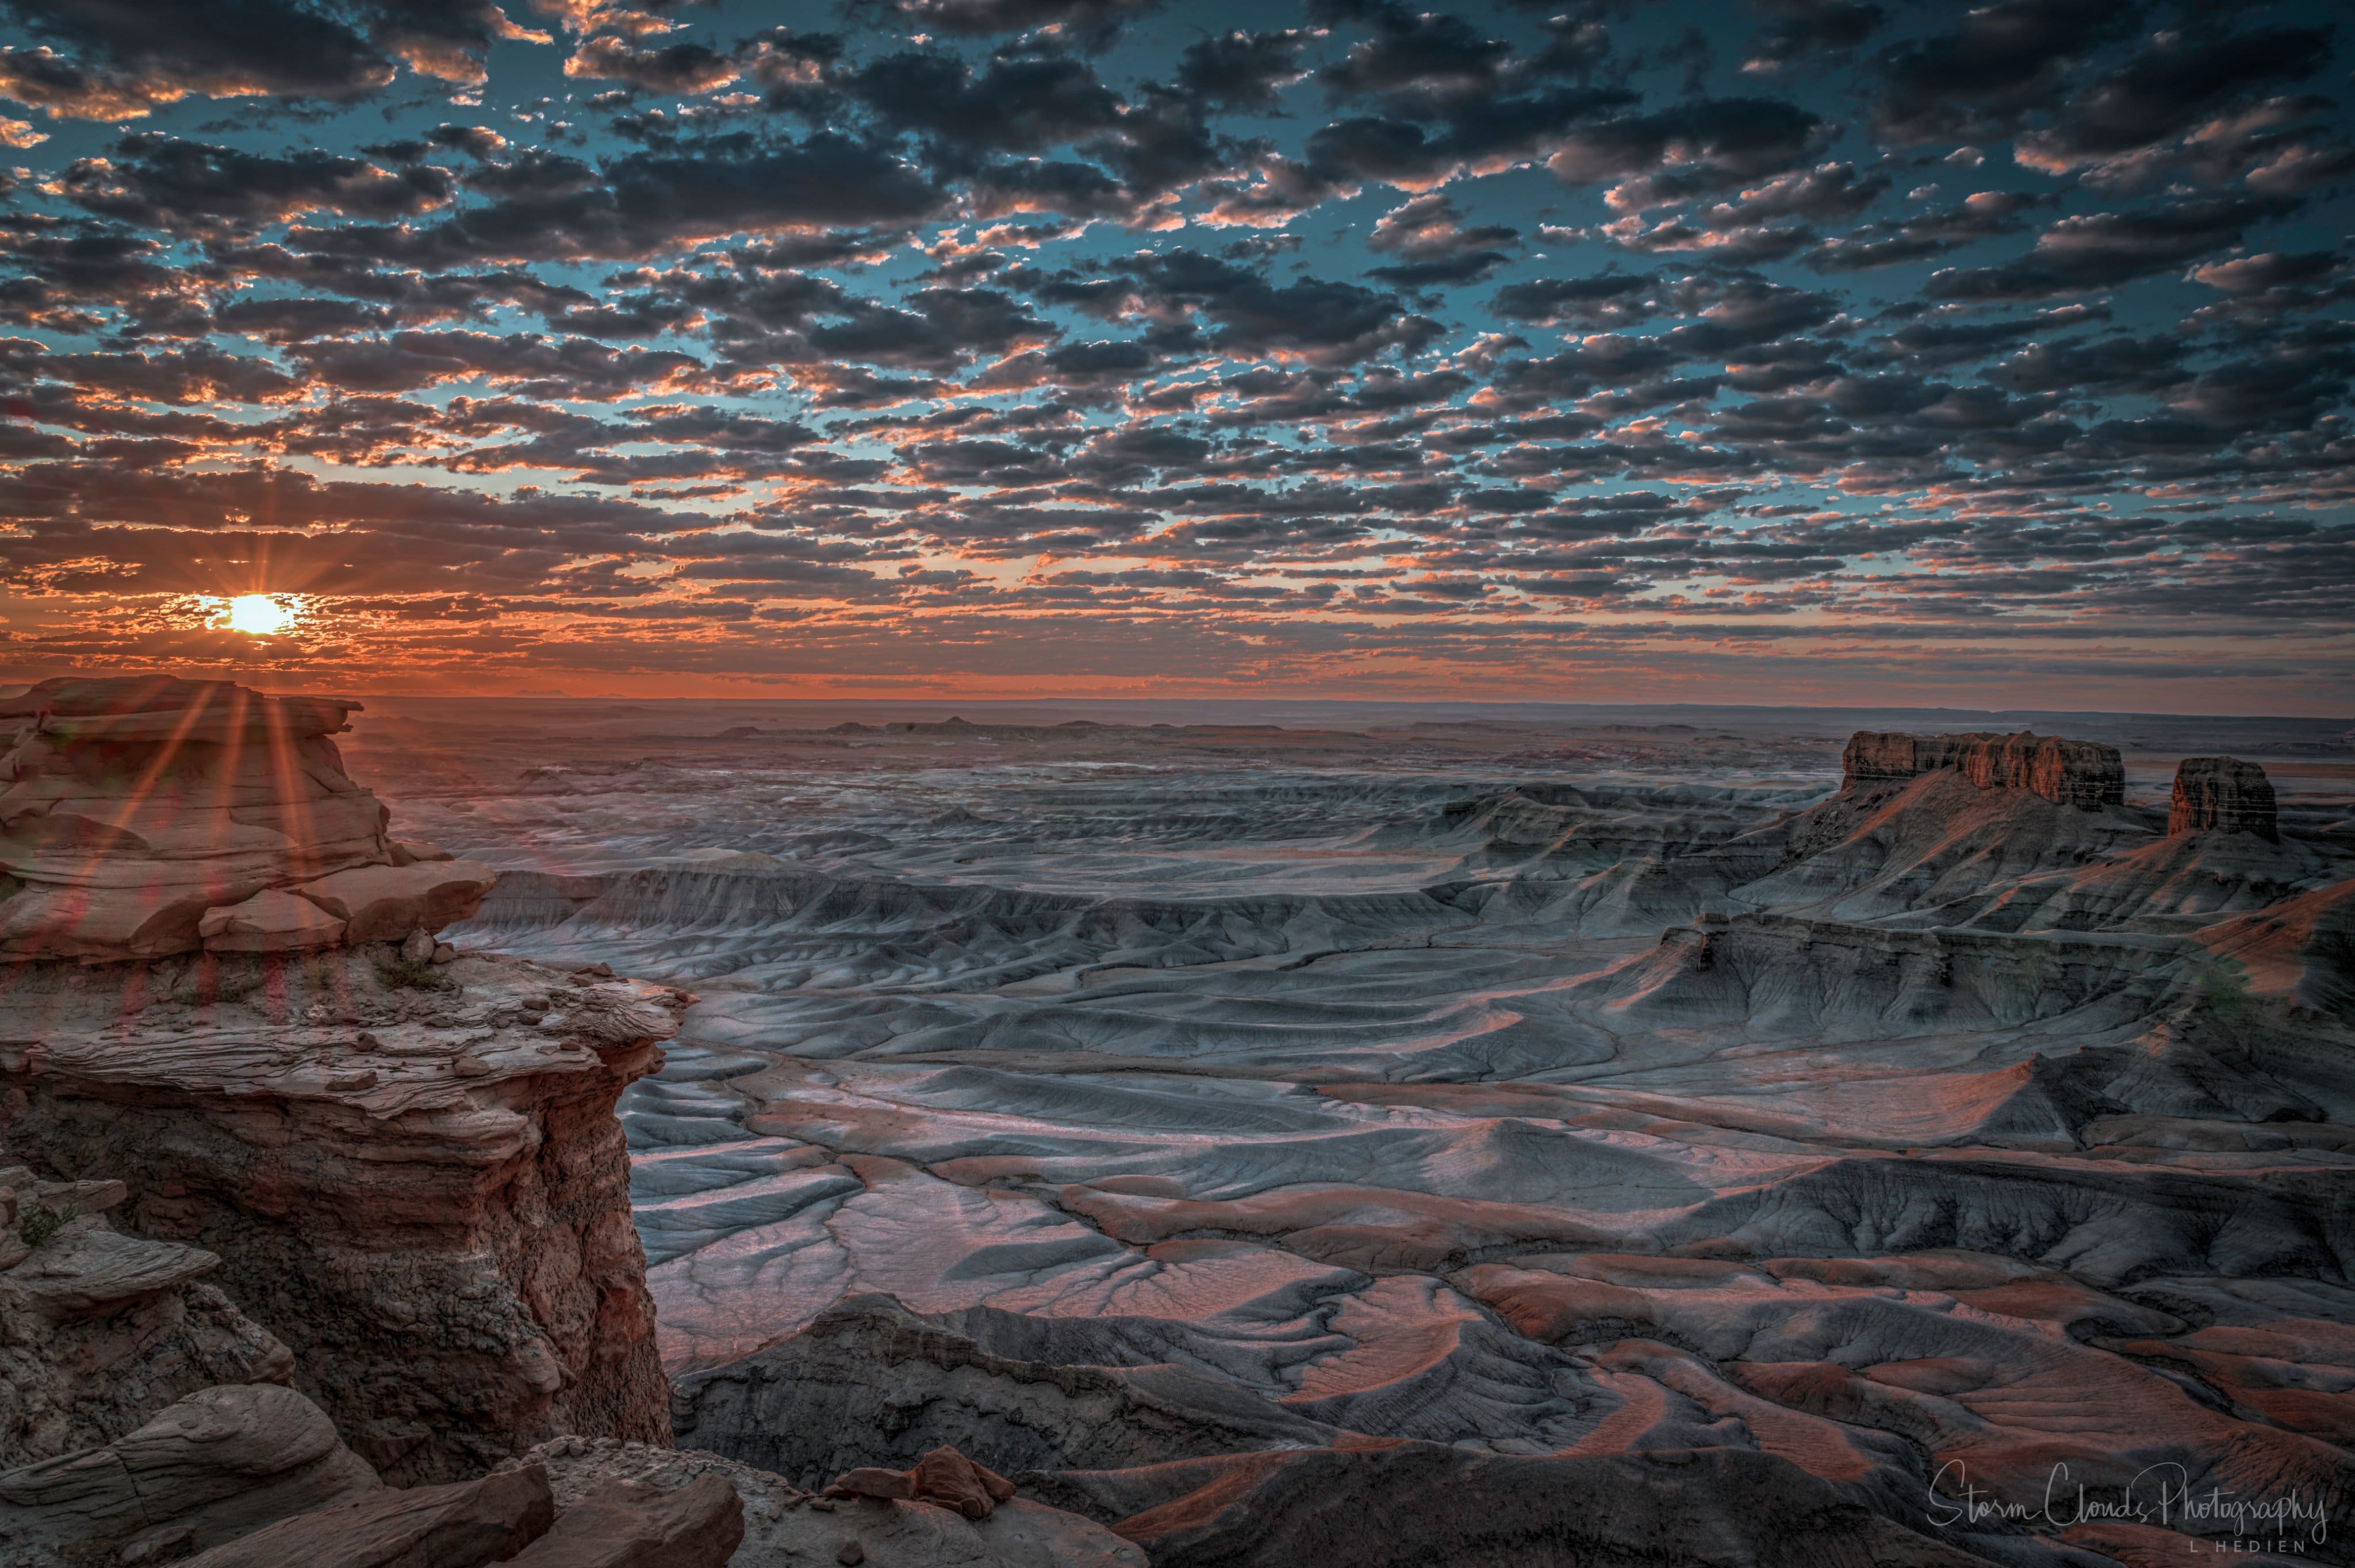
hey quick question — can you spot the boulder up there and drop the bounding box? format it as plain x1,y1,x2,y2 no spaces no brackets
826,1446,1018,1521
499,1472,745,1567
179,1461,555,1568
200,887,349,954
2169,756,2279,841
0,1383,379,1563
292,860,498,943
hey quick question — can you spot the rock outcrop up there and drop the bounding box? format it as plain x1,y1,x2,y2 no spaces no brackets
498,1471,743,1567
0,675,493,962
1,1162,294,1467
0,948,684,1484
1841,729,2126,808
179,1459,555,1568
0,1383,379,1565
826,1446,1020,1521
506,1435,1148,1568
2169,755,2280,840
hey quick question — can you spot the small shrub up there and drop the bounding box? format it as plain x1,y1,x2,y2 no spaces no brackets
171,958,264,1006
20,1206,64,1250
2195,958,2252,1020
373,955,454,993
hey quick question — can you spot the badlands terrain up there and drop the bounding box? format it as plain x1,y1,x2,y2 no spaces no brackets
317,697,2355,1565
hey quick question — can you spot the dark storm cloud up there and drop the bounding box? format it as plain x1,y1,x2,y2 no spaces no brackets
0,0,2345,693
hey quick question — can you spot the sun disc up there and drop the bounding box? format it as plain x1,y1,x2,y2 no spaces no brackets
224,594,296,636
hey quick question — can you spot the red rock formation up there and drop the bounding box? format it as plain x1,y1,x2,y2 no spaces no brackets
0,675,493,962
2169,755,2279,840
0,949,682,1484
826,1446,1020,1520
1840,729,2125,809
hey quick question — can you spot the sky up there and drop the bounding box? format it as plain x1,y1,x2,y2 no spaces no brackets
0,0,2349,711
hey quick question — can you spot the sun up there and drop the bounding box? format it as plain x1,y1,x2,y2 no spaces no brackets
222,594,298,636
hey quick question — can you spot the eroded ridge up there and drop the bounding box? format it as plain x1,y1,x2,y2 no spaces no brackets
1,679,1138,1568
396,710,2355,1567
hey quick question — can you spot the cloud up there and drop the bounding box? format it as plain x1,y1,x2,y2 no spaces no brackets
845,0,1160,45
1869,0,2136,146
295,137,946,263
1741,0,1885,75
563,33,741,94
60,135,455,236
1927,197,2294,300
0,0,547,117
1364,193,1516,285
2012,26,2333,183
0,0,2344,700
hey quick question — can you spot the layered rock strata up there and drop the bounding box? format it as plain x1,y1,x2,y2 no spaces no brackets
1841,729,2126,808
0,675,492,962
1,1162,293,1467
2169,755,2280,840
0,946,683,1484
1,1382,379,1564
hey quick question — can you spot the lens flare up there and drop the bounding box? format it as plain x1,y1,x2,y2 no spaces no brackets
223,594,297,635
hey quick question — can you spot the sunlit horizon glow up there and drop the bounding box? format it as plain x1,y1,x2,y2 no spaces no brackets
0,0,2346,713
221,596,298,637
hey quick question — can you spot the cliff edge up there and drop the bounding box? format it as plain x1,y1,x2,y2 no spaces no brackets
1841,729,2126,808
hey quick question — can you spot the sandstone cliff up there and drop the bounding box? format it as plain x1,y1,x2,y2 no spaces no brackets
0,676,493,962
1841,729,2126,808
0,673,1144,1566
0,947,682,1483
2169,755,2279,840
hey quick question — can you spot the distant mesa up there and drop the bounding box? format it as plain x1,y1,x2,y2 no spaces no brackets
0,675,493,963
2169,755,2279,841
1841,729,2126,810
